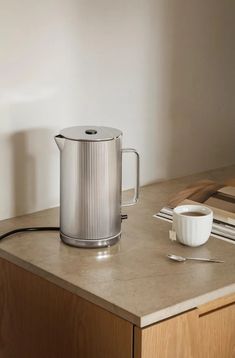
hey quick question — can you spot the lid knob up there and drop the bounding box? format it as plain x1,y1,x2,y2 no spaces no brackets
85,129,97,135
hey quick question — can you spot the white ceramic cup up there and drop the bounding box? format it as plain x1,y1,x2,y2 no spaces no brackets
172,205,213,247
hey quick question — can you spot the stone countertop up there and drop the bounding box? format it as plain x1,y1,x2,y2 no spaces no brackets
0,166,235,327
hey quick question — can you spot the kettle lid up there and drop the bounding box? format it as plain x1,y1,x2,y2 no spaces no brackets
59,126,122,141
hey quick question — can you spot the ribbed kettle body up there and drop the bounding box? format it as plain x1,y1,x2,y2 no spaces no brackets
60,137,122,241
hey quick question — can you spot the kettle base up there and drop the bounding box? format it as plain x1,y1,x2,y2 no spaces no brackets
60,232,121,248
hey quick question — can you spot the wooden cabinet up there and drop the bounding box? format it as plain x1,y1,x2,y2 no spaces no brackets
134,294,235,358
0,256,234,358
0,257,133,358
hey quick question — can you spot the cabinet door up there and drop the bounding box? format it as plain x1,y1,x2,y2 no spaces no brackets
134,310,198,358
198,302,235,358
134,294,235,358
0,257,133,358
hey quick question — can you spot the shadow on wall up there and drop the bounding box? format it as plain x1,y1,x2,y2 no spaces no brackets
10,128,59,217
144,0,235,181
166,1,235,177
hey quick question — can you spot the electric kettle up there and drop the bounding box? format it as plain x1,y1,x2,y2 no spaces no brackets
55,126,140,248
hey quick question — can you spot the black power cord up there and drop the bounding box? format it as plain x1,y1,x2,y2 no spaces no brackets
0,227,59,241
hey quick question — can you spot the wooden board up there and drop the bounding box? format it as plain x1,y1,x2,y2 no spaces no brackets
0,257,133,358
218,186,235,197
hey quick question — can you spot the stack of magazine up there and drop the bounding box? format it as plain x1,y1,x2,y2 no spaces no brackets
154,180,235,243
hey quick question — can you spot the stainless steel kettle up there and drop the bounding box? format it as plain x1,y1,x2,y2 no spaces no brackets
55,126,140,248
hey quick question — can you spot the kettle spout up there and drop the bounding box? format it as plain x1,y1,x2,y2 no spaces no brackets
54,135,65,151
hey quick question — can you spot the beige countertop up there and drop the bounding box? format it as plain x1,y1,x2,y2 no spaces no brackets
0,166,235,327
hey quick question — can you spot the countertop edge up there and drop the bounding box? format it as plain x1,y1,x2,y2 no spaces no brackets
140,284,235,327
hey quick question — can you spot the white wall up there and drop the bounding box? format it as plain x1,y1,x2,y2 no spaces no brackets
0,0,234,219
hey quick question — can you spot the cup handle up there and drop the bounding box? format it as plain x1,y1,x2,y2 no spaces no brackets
121,148,140,207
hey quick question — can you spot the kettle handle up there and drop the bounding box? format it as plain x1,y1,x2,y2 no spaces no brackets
121,148,140,207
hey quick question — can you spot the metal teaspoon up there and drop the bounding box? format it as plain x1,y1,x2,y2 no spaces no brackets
167,254,224,263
